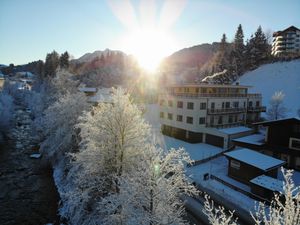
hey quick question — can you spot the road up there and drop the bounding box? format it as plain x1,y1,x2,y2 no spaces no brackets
0,107,60,225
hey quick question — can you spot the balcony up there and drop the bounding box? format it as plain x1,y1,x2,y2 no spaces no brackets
247,93,262,98
206,122,243,129
247,106,266,112
161,93,248,98
207,107,246,115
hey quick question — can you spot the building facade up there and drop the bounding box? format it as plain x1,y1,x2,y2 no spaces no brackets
159,84,266,148
272,26,300,57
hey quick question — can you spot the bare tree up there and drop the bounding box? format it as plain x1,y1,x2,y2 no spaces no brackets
267,91,287,120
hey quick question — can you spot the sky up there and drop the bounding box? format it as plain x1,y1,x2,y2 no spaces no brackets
0,0,300,65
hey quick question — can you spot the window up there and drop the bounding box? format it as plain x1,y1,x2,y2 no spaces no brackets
199,117,205,124
243,102,246,107
230,160,240,170
168,113,173,120
177,115,183,122
201,88,207,93
187,102,194,109
218,116,223,124
200,102,206,110
210,116,214,125
256,101,260,107
249,101,253,107
159,100,165,106
184,87,189,93
289,138,300,150
168,100,173,107
177,101,183,108
233,102,239,108
186,116,193,124
234,115,238,122
160,112,164,118
196,88,199,93
228,115,233,123
211,102,215,109
225,102,230,108
294,125,300,133
222,102,225,109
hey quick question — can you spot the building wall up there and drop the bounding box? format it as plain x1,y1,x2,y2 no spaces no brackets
227,158,278,184
272,29,300,56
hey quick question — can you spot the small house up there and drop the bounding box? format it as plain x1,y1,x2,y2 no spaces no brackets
224,148,285,184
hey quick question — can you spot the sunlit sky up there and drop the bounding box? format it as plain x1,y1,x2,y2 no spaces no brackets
0,0,300,66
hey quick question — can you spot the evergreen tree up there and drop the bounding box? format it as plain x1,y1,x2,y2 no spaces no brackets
232,24,245,76
44,50,60,77
59,51,70,69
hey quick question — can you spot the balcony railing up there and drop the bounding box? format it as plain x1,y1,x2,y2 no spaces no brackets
160,93,263,99
247,106,266,112
206,122,243,129
207,107,246,115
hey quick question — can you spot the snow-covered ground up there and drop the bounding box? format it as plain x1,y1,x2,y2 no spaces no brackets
144,104,223,161
238,59,300,117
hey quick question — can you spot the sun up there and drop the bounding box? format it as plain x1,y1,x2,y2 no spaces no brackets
122,28,177,72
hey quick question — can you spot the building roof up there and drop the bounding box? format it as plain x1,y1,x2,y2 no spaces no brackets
233,133,265,146
167,83,251,89
254,117,300,126
250,175,284,192
88,88,113,103
78,87,97,93
219,126,253,135
273,26,300,37
224,148,285,171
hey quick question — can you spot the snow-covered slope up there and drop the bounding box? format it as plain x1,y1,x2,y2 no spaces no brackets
238,60,300,117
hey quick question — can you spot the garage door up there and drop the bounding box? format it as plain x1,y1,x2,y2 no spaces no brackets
205,134,224,148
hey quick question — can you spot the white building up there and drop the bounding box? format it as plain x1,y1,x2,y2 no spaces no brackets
272,26,300,57
159,84,266,149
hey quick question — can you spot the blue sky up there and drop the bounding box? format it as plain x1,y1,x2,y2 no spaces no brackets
0,0,299,65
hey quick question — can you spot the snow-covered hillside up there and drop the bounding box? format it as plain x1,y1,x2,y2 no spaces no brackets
238,60,300,117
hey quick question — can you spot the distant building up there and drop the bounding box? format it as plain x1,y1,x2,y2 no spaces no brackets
159,84,266,149
272,26,300,57
78,87,98,96
224,148,285,184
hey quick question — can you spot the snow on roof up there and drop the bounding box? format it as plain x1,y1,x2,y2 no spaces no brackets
224,148,285,171
233,134,265,146
254,117,300,125
250,175,284,192
88,88,113,103
78,87,97,92
219,126,252,135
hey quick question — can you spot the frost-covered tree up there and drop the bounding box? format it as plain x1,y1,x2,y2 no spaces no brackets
39,91,89,158
251,168,300,225
63,88,197,225
267,91,287,120
203,195,237,225
99,146,198,225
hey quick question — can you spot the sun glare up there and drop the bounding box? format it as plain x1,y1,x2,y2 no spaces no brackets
108,0,186,73
123,28,176,72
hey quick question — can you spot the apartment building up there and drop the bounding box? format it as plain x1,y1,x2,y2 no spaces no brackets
272,26,300,57
159,84,266,149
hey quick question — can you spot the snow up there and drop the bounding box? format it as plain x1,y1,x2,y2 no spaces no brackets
250,175,284,192
224,148,285,171
186,156,257,212
144,104,223,161
219,126,253,134
88,88,113,103
238,60,300,117
233,133,265,145
30,153,41,159
78,87,97,92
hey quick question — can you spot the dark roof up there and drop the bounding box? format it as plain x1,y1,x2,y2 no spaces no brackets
254,117,300,126
273,26,300,37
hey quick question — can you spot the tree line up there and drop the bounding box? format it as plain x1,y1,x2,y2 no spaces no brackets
200,24,271,83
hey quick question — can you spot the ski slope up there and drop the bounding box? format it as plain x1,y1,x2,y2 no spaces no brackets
238,60,300,117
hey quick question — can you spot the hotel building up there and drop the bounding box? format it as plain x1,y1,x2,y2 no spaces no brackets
159,84,266,149
272,26,300,57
